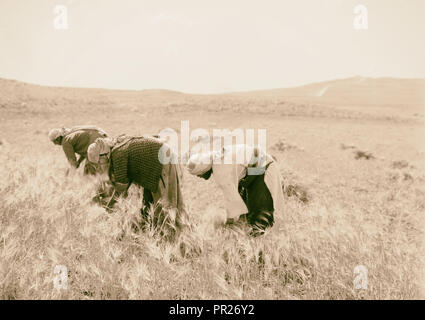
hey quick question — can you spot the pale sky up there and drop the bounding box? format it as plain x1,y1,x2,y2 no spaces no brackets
0,0,424,93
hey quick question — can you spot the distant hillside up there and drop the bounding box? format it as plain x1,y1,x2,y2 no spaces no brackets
0,78,184,99
0,78,187,113
1,77,424,112
228,77,425,107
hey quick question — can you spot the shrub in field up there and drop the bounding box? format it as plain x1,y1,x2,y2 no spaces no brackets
354,150,375,160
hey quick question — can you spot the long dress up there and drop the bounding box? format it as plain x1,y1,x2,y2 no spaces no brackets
211,144,284,226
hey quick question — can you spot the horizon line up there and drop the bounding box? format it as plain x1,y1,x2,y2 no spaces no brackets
1,74,425,96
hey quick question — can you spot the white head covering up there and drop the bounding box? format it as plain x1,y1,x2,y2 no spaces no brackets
186,151,221,176
48,128,67,141
87,137,115,163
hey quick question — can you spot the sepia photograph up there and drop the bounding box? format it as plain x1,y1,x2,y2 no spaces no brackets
0,0,424,303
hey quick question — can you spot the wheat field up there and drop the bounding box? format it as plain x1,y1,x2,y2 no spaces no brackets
0,78,424,299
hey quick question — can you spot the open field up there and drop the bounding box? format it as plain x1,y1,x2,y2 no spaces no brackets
0,77,424,299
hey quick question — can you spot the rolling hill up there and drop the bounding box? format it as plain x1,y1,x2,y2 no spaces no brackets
228,76,425,107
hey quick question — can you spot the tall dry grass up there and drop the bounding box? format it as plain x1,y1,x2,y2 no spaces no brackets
0,140,423,300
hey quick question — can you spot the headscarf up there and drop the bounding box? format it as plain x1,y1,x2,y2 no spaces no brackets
48,127,69,141
87,137,115,163
186,151,221,176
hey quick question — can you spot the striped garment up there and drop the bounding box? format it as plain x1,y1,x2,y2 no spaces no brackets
109,137,164,192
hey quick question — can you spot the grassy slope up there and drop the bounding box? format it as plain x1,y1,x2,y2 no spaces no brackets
0,78,424,299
